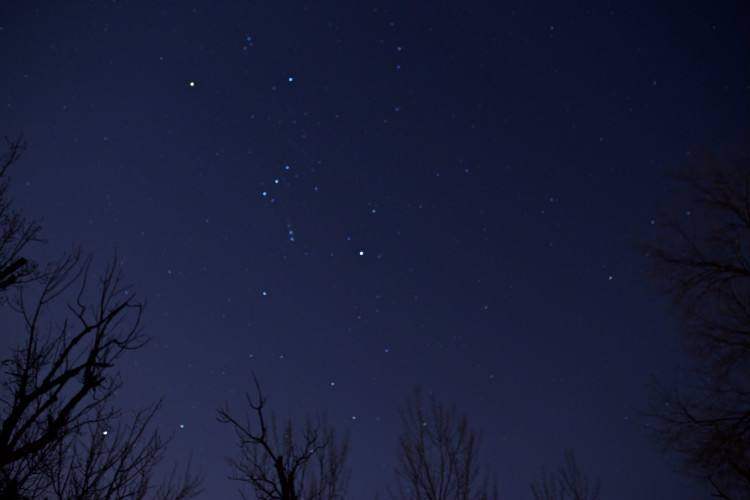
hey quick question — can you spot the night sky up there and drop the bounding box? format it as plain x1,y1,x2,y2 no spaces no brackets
2,1,749,498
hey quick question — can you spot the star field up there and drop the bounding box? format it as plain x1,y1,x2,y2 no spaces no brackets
1,1,749,498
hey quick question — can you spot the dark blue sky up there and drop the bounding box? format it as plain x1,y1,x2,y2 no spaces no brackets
2,1,749,498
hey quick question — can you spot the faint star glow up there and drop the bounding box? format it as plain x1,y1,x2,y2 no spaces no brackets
358,250,365,256
188,81,195,87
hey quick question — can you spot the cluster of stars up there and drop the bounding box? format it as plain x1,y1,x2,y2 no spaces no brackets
242,33,254,51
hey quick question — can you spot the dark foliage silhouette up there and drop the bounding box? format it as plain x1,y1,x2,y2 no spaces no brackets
0,136,40,297
218,376,349,500
645,153,750,498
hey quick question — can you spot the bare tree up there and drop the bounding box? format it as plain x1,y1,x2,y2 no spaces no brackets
390,388,498,500
44,402,202,500
218,376,350,500
0,136,40,296
0,137,201,498
530,450,600,500
0,254,200,499
0,251,147,496
644,153,750,498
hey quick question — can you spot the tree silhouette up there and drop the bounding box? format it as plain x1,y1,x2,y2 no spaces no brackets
42,401,202,500
0,138,201,499
645,153,750,498
530,450,601,500
390,388,498,500
218,376,349,500
0,136,40,296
